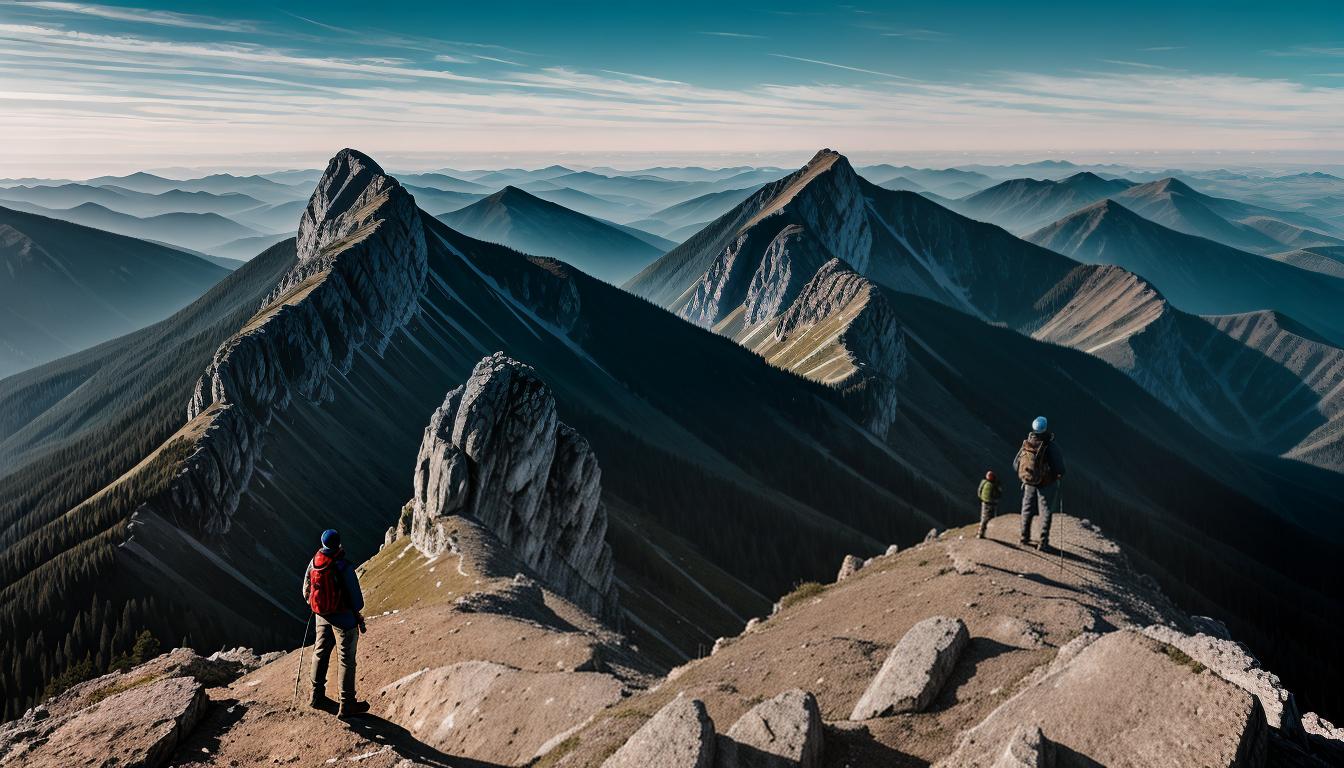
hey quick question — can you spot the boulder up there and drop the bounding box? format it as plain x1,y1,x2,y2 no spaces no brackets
717,689,823,768
885,544,900,556
836,555,864,581
991,725,1050,768
603,695,716,768
380,660,624,766
938,630,1266,767
1141,624,1301,737
923,529,939,543
0,676,205,768
850,615,969,719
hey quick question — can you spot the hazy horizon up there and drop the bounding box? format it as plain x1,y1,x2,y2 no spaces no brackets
3,0,1343,177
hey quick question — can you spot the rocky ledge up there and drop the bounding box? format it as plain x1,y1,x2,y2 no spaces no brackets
150,149,428,534
390,352,620,624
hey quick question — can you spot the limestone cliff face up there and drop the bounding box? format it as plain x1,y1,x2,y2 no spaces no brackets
161,149,428,534
403,352,619,624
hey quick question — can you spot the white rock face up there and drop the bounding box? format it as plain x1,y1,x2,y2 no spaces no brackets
717,689,824,768
850,616,969,719
1141,624,1301,737
406,352,619,623
603,695,716,768
162,149,427,535
836,555,864,582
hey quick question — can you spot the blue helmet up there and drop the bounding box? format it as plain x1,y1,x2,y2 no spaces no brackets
320,528,341,549
1032,416,1048,433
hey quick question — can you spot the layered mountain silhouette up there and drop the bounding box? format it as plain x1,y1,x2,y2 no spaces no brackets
0,199,264,253
3,149,1342,727
1028,199,1344,344
0,205,229,377
950,173,1344,254
437,186,667,283
952,171,1135,233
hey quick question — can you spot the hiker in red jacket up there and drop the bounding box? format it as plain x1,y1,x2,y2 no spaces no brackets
302,529,368,718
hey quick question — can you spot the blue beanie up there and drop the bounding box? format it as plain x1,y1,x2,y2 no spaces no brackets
321,529,341,549
1032,416,1048,433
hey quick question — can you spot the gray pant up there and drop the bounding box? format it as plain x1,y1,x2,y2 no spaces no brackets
311,615,358,703
1020,484,1052,543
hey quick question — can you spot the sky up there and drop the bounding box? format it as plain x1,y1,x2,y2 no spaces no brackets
2,0,1343,176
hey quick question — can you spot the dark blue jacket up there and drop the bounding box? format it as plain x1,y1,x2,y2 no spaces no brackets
302,546,364,629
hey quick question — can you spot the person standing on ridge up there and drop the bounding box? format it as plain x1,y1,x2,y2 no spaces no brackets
976,470,1002,539
1014,416,1066,551
302,529,369,718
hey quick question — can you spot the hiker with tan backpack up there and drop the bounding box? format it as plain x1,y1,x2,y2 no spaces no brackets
1014,416,1066,551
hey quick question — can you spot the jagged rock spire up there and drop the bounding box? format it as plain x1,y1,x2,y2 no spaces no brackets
404,352,620,624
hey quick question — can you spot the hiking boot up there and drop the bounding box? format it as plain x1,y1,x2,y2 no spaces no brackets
1036,539,1052,553
309,692,336,711
338,700,371,719
975,531,985,540
1019,537,1030,547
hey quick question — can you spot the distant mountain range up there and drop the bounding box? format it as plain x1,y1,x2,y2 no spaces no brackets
0,205,228,377
436,186,669,284
3,149,1343,729
955,172,1344,253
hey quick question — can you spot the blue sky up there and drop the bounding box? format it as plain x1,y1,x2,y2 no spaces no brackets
2,0,1342,175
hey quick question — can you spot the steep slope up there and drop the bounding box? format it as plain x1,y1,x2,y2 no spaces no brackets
4,149,1342,728
1267,245,1344,278
0,205,229,377
437,186,666,283
1203,311,1344,471
1028,199,1344,345
1112,178,1342,254
952,171,1135,233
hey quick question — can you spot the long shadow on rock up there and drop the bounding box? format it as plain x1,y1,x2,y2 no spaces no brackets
1054,741,1105,768
343,713,509,768
823,722,927,768
925,637,1018,715
167,697,248,767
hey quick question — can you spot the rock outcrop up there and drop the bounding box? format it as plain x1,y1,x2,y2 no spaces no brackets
1141,624,1301,738
836,554,864,582
603,695,716,768
939,630,1267,767
0,645,269,767
717,689,824,768
148,148,428,534
850,615,969,719
400,352,619,623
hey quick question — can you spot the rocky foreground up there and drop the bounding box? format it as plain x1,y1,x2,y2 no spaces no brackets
3,355,1342,767
5,511,1342,767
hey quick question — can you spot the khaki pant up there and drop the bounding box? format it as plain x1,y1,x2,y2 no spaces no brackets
977,501,996,537
311,615,358,703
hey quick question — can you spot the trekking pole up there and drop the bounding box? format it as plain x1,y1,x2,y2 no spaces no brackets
292,613,313,706
1055,478,1066,577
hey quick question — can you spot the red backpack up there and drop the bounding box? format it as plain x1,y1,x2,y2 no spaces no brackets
308,550,348,615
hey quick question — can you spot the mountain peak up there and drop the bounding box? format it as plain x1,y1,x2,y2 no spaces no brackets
297,148,410,262
1145,176,1197,196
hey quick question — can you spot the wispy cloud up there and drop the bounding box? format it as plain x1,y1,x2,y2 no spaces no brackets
1101,59,1170,70
698,31,766,39
768,53,911,80
1141,46,1184,52
11,1,257,32
1265,45,1344,57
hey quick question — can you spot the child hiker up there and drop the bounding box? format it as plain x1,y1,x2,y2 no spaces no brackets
977,470,1002,539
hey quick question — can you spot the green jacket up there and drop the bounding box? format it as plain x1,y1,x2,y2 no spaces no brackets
978,478,1002,503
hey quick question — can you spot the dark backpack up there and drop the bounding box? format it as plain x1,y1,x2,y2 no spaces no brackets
307,554,348,615
1016,435,1057,487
